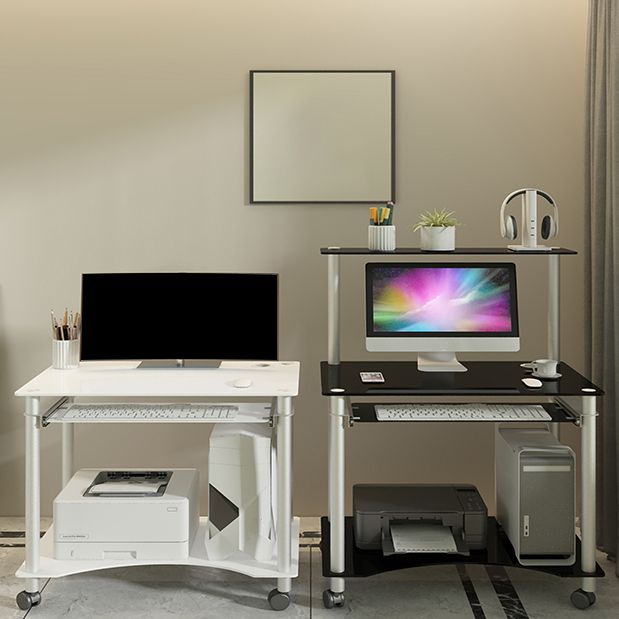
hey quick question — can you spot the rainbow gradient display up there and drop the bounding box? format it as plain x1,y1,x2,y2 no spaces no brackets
371,266,514,333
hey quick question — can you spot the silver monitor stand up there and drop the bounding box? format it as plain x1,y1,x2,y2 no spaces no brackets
417,352,467,373
138,359,223,369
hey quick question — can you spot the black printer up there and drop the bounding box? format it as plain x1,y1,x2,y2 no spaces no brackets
353,484,487,555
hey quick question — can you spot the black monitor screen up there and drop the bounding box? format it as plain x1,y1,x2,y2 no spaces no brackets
80,273,278,361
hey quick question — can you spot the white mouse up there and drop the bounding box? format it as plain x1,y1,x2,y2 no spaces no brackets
233,378,253,389
521,377,543,388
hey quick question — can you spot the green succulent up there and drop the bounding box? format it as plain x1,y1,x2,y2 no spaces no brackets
413,209,461,231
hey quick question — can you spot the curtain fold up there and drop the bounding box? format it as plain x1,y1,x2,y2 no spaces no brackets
585,0,619,575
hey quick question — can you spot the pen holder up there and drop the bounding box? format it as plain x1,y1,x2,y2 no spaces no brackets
52,339,80,369
368,225,396,252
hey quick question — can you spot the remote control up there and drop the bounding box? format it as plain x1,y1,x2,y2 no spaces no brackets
360,372,385,383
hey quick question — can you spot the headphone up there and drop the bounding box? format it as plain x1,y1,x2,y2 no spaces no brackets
500,188,559,241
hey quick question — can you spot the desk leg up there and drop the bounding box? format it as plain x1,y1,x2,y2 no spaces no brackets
579,395,597,596
275,396,293,597
61,414,74,487
18,397,42,610
326,396,346,605
548,254,560,439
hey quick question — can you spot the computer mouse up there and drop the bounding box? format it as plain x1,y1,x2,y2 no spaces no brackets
521,377,543,389
233,378,253,389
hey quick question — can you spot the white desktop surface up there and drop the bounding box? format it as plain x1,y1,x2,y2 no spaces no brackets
15,361,300,398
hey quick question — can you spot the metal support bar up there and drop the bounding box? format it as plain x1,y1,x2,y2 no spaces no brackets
25,397,41,594
327,254,341,365
61,424,74,487
580,395,597,593
276,396,293,594
328,396,346,594
548,254,560,439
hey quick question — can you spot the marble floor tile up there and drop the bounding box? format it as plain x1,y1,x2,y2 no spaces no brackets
0,547,27,619
26,549,313,618
313,550,619,618
3,515,619,618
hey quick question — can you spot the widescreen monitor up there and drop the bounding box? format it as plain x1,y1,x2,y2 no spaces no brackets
366,263,519,372
81,273,278,367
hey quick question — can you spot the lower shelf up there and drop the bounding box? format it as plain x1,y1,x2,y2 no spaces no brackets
320,517,604,579
17,517,299,580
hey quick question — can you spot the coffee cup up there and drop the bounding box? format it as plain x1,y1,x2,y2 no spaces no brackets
530,358,559,378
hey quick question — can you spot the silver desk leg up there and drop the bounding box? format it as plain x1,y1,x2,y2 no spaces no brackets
25,397,41,595
276,396,293,595
328,396,346,595
61,421,74,487
327,254,340,365
580,395,597,593
548,254,560,439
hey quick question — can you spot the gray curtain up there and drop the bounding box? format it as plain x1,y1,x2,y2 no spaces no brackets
585,0,619,575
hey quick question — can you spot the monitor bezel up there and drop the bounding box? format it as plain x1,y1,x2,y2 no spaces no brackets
365,262,519,340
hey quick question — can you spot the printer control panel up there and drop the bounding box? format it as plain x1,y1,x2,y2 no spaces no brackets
457,488,486,513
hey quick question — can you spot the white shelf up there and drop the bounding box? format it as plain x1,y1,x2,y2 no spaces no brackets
17,517,299,580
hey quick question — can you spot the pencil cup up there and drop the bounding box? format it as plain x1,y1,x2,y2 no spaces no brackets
52,339,80,369
368,225,396,252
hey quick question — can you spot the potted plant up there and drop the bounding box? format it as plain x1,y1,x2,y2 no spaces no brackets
414,209,460,251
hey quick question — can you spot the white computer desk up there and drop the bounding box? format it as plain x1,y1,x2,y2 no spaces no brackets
14,360,300,611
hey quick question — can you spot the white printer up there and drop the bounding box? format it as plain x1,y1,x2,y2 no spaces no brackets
54,469,199,561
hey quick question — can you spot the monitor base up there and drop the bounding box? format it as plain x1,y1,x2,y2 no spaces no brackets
138,359,223,369
417,352,467,373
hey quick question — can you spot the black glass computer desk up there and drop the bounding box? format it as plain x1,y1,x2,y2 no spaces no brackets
319,247,603,611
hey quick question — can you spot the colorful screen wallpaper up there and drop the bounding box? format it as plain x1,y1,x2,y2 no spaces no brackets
371,266,514,333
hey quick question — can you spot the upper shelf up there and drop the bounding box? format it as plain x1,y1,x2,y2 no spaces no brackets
320,247,577,255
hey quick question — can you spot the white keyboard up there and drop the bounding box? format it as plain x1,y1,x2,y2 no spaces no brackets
375,403,551,422
54,403,239,421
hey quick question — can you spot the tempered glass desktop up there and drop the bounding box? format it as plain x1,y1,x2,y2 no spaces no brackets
80,273,278,368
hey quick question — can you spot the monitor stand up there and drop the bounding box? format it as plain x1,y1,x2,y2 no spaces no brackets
138,359,223,369
417,352,467,373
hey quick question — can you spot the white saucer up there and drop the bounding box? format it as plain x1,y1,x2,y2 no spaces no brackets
532,372,562,380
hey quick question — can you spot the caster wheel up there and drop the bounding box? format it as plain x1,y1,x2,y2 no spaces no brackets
570,588,596,610
16,590,41,611
268,588,290,611
322,589,345,609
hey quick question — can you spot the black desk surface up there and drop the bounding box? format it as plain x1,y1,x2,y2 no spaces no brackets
320,247,578,255
320,361,603,397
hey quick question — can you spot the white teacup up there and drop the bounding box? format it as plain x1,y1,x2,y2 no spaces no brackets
530,358,559,378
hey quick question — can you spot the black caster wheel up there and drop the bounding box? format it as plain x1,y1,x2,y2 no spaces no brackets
16,590,41,611
268,588,290,611
570,588,596,610
322,589,345,609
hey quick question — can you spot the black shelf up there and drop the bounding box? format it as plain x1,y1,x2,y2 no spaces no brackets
351,402,578,424
320,516,604,579
321,247,578,255
321,361,603,397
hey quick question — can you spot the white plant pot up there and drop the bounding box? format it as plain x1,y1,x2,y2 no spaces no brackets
420,226,456,251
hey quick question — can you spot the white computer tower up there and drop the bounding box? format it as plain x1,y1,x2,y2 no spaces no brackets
205,423,275,562
496,427,575,566
54,468,199,560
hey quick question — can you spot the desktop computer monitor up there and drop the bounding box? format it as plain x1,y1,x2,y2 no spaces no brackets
365,263,519,372
80,273,278,367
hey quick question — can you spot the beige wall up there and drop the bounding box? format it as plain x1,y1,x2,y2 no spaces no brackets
0,0,589,516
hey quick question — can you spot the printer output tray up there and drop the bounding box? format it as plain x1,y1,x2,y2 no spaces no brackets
382,520,469,556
